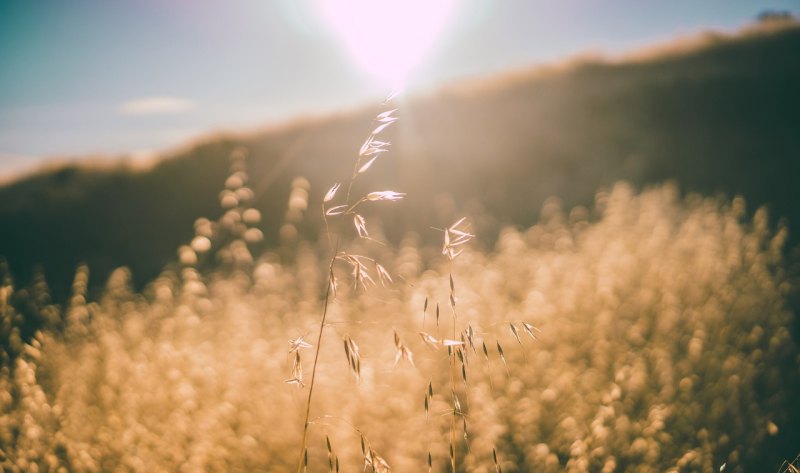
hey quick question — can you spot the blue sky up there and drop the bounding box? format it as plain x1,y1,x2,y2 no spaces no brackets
0,0,796,177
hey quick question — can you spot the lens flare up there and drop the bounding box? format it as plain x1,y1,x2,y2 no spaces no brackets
316,0,457,85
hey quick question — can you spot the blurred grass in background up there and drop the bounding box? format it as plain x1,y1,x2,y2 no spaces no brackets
1,183,798,471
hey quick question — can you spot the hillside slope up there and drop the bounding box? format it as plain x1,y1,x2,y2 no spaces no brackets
1,23,799,298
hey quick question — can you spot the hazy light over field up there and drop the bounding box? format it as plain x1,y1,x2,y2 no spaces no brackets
0,0,797,176
316,0,457,85
120,96,196,116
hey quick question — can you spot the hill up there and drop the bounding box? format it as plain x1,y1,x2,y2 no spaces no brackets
1,22,799,299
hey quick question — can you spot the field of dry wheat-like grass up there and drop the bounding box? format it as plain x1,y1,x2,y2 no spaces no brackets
1,177,797,472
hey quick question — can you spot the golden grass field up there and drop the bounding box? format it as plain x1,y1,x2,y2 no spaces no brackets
1,170,798,471
1,22,799,473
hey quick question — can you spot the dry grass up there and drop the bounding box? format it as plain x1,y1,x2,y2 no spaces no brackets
778,454,800,473
2,25,799,472
0,174,797,471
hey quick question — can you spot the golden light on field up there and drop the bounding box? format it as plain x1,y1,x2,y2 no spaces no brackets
2,11,800,472
316,0,457,85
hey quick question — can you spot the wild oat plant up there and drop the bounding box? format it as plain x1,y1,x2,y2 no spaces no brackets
0,107,798,471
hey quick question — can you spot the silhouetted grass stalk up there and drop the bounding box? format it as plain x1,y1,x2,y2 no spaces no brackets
296,91,402,472
296,246,337,473
438,219,476,472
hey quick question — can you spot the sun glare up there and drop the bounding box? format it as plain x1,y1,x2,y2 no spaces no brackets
316,0,457,86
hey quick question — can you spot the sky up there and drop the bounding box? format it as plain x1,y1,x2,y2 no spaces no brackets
0,0,797,177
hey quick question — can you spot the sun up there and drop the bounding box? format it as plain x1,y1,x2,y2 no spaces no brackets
316,0,457,86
